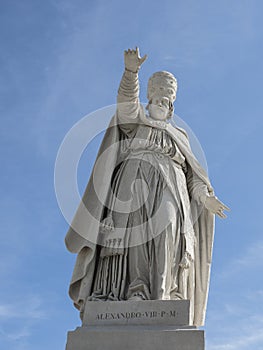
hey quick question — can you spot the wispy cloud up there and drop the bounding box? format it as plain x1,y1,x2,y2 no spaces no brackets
207,240,263,349
4,327,31,341
207,297,263,349
0,294,46,348
0,295,46,320
208,325,263,350
217,240,263,280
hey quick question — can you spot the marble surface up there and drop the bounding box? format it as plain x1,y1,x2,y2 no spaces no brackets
66,300,204,350
83,300,190,326
66,327,204,350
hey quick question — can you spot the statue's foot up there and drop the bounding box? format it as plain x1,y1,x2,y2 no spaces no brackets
128,293,145,301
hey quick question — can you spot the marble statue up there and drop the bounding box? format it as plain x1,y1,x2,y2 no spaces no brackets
65,48,229,327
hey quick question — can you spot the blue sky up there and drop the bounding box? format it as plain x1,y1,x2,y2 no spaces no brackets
1,0,263,349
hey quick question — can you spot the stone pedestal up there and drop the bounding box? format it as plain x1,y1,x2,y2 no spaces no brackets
66,300,205,350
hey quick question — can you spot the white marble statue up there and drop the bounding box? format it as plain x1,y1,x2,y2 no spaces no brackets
65,48,229,327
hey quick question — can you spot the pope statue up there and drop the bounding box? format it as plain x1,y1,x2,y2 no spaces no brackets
65,48,229,327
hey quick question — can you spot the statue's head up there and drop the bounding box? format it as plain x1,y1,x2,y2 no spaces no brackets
146,71,177,121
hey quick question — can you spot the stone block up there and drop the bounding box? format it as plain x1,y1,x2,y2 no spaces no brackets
83,300,190,327
66,327,204,350
66,300,204,350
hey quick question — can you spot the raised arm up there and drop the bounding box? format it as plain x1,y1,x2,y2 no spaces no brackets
117,48,147,129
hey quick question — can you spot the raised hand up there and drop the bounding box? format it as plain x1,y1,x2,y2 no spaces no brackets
124,47,147,73
204,196,230,219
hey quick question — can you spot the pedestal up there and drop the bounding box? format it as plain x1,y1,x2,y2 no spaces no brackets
66,300,205,350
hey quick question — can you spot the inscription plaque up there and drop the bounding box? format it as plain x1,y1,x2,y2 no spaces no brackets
83,300,190,327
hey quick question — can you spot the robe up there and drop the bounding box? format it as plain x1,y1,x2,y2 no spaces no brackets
65,105,215,326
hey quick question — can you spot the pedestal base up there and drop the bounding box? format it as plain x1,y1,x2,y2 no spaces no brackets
66,326,204,350
66,300,205,350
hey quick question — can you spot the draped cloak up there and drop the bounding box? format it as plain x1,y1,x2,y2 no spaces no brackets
65,106,215,327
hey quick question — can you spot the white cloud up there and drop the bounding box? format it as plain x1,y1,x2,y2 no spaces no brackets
208,327,263,350
206,240,263,350
235,241,263,267
217,240,263,280
0,295,47,349
5,327,31,341
207,304,263,349
0,295,46,320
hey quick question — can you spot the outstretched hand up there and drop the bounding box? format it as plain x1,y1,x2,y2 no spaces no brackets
204,196,230,219
124,47,147,73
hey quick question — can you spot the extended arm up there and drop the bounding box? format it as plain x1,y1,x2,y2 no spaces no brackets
186,165,230,218
202,194,230,218
117,48,147,131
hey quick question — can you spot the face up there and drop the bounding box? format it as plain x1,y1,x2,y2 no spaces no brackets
148,97,170,121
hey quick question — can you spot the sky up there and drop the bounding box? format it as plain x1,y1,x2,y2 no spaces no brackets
0,0,263,349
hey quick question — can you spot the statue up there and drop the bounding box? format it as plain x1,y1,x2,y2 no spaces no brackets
65,48,229,327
